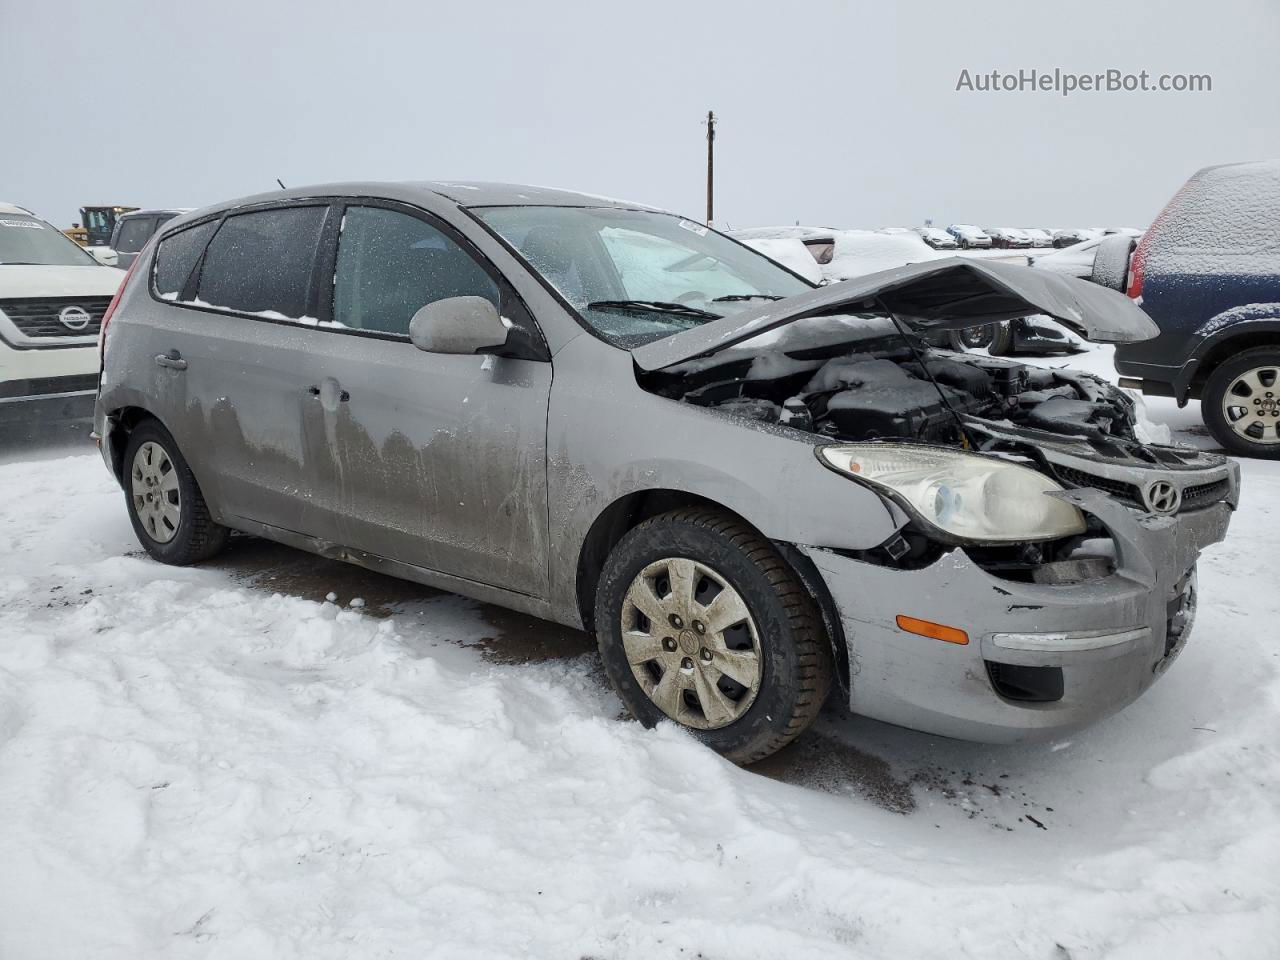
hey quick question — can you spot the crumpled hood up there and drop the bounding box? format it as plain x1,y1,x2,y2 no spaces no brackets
632,257,1158,371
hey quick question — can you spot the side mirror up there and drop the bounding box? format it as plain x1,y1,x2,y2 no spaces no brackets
409,296,510,355
89,246,119,267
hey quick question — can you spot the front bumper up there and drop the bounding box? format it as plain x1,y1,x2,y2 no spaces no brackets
800,490,1233,742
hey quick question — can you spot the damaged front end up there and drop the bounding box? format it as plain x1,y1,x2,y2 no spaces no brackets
633,260,1238,739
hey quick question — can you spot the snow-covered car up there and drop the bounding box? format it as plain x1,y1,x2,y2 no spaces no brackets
987,228,1033,249
1024,228,1055,248
96,182,1237,761
1052,228,1099,248
823,230,947,281
1117,159,1280,458
738,237,824,284
947,224,993,249
1030,234,1109,278
1,202,125,426
729,225,838,265
915,226,959,250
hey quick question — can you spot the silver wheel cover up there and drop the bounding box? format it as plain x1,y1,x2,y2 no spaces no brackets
130,441,182,543
1221,365,1280,445
620,557,763,730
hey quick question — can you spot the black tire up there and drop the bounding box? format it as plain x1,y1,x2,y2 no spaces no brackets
1202,347,1280,459
122,419,230,563
594,508,833,765
947,323,997,351
986,320,1014,356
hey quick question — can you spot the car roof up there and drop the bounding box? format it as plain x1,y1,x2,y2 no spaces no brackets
0,201,34,216
118,207,194,219
176,181,666,226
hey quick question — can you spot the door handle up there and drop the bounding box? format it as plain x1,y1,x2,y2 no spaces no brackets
154,352,187,370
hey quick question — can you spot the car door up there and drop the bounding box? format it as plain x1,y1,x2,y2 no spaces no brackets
147,203,334,535
301,201,553,599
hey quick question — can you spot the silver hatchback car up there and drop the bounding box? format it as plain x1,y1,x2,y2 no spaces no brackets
95,182,1238,763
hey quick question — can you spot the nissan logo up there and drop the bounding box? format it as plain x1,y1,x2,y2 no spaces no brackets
58,305,92,331
1143,480,1181,515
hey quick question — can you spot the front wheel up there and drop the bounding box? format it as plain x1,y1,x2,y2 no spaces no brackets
1202,348,1280,458
594,508,833,764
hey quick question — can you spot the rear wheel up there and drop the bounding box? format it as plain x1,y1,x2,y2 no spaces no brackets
594,508,833,764
123,419,230,563
1202,348,1280,458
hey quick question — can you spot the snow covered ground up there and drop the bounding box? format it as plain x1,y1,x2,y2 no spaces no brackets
1,347,1278,959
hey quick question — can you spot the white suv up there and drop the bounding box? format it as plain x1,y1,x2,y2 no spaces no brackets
1,202,124,426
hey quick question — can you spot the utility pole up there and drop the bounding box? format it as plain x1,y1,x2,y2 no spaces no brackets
705,110,716,226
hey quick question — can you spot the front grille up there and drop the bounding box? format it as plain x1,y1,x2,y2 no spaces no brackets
1054,464,1230,513
0,296,111,339
1181,478,1230,509
1054,465,1142,506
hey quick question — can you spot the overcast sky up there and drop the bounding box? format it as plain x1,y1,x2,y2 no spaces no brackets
4,0,1277,231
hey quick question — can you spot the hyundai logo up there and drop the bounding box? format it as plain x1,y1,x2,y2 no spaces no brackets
1143,480,1181,515
58,305,92,331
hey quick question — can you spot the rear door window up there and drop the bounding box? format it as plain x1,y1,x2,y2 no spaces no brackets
332,205,499,336
114,217,153,254
196,206,328,319
154,220,219,299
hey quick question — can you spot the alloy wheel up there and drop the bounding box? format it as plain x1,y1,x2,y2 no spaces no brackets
1221,365,1280,445
620,557,762,730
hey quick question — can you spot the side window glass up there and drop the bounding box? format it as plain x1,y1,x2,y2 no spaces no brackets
114,218,152,254
197,206,328,319
154,220,219,299
333,206,499,336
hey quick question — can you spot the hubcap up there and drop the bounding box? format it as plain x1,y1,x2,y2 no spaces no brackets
1221,366,1280,444
130,441,182,543
620,557,762,730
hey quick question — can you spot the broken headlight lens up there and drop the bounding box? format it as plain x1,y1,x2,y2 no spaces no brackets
817,443,1086,543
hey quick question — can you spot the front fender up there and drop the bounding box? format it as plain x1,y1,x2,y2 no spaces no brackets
545,338,904,624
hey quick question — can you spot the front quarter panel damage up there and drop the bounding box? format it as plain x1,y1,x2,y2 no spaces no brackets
545,337,904,626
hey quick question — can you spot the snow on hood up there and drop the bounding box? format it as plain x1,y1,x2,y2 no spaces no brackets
823,231,947,282
0,264,124,298
739,238,824,284
632,257,1159,372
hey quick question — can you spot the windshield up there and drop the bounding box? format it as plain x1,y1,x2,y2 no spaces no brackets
474,206,814,346
0,215,97,266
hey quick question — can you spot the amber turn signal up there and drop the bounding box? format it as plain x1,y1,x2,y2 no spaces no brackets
896,614,969,646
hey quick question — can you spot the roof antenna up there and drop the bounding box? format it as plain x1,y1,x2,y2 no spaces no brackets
276,178,287,190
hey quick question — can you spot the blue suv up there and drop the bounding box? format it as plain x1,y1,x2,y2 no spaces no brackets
1115,160,1280,458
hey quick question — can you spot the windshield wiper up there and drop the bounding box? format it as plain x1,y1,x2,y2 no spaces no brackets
711,293,783,302
586,299,722,321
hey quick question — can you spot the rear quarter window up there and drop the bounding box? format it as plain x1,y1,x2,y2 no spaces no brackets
114,217,153,254
154,220,218,299
1148,162,1280,275
195,206,328,319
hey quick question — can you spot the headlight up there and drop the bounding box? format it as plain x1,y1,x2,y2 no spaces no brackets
818,443,1086,543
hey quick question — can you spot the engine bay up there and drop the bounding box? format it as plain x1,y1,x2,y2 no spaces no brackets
642,323,1140,449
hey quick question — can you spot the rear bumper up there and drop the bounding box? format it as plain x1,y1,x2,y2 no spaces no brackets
800,492,1233,743
0,376,97,424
